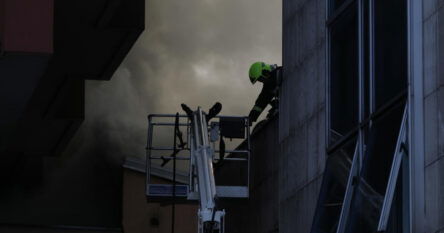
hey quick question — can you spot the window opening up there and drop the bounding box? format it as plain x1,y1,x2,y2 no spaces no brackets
329,2,358,144
312,0,409,232
311,139,357,233
374,0,407,109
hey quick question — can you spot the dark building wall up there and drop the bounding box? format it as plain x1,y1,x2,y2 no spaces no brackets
0,0,54,153
423,1,444,232
220,2,327,232
0,226,120,233
0,0,145,159
123,170,198,233
218,117,279,233
0,0,145,231
0,148,124,228
247,118,280,233
0,0,53,53
280,0,326,232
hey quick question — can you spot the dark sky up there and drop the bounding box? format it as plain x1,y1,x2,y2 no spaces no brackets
73,0,282,160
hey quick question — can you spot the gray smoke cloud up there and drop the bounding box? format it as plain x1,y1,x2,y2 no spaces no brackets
81,0,282,159
0,0,281,226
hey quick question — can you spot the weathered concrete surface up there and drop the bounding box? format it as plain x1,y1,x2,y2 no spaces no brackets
280,0,326,232
423,1,444,232
217,117,279,233
236,1,444,233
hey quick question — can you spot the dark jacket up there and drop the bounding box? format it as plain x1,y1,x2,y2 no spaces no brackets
248,66,282,122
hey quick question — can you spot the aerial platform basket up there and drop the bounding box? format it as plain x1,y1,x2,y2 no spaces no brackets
145,112,251,203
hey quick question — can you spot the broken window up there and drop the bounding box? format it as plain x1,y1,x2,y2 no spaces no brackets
311,138,357,233
343,103,405,233
312,0,408,232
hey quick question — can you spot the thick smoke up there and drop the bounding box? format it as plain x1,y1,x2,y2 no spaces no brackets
0,0,282,226
82,0,282,160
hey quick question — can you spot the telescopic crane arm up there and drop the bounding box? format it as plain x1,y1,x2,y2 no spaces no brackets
182,103,225,233
146,102,250,233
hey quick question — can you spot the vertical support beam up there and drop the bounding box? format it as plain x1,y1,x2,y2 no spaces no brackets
145,116,153,194
325,0,331,146
357,0,365,170
246,118,251,194
402,141,410,233
336,144,359,233
408,0,425,232
368,0,375,115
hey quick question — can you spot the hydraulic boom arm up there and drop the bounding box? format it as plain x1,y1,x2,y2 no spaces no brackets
185,104,224,233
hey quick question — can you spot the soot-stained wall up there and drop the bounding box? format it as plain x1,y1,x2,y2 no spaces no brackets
423,1,444,232
280,0,326,232
217,117,279,233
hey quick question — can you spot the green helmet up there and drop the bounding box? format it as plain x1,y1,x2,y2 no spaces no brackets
249,62,272,84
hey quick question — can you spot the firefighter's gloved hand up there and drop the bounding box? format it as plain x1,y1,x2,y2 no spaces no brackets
207,102,222,121
266,107,278,119
181,103,193,118
248,109,260,124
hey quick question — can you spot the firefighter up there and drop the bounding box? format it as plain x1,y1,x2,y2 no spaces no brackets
248,61,282,123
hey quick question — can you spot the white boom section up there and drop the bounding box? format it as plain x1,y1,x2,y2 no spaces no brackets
190,108,225,233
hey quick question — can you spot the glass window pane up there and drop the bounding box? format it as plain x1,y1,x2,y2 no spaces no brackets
330,3,358,142
330,0,348,14
311,138,357,233
374,0,407,109
343,102,405,233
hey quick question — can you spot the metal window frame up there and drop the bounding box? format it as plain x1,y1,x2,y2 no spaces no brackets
335,142,359,233
335,104,408,233
407,0,425,231
334,1,366,231
368,0,375,115
377,105,408,231
357,0,365,170
326,0,364,150
325,0,417,232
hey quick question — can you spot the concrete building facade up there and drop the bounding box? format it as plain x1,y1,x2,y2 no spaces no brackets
275,0,442,232
280,0,326,232
421,0,444,232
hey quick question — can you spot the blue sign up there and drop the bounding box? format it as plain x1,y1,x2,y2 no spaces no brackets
148,184,188,197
